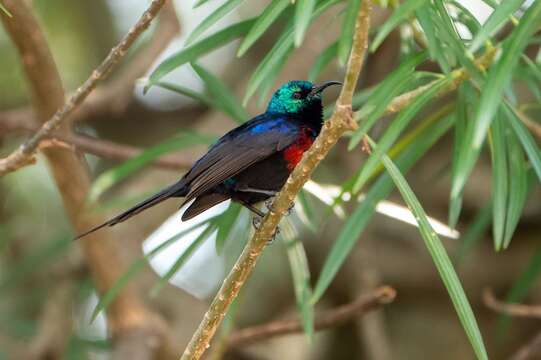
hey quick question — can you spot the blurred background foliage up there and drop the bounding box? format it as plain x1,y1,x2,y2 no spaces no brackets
0,0,540,359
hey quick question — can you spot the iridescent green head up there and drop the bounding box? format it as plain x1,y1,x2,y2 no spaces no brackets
266,80,341,116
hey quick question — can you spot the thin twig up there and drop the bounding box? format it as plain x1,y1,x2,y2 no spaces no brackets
0,0,169,177
180,2,372,359
483,288,541,319
227,286,395,347
511,331,541,360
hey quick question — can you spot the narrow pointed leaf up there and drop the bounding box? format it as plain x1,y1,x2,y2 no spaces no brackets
416,6,452,73
192,63,249,123
237,0,291,57
0,4,12,17
154,81,218,108
469,0,524,53
338,0,362,65
313,114,454,303
294,0,316,47
147,18,256,87
186,0,245,45
371,0,428,52
376,139,488,360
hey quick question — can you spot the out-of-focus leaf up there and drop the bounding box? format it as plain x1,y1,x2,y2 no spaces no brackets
282,219,314,340
89,132,213,202
497,246,541,338
374,138,488,360
338,0,362,65
504,104,541,183
192,63,249,123
371,0,428,52
186,0,245,45
313,114,454,303
351,77,452,193
194,0,213,8
350,51,429,149
455,204,492,264
296,189,317,232
244,0,340,103
237,0,291,57
153,81,217,108
147,18,256,88
469,0,524,53
308,41,338,81
90,221,212,321
452,1,541,201
294,0,316,47
256,47,293,107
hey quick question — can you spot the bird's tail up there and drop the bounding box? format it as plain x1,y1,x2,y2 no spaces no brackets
74,181,188,240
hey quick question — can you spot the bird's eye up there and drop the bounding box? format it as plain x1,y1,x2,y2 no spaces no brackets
292,91,302,99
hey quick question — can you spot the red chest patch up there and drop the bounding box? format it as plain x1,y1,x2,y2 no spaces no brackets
283,128,315,171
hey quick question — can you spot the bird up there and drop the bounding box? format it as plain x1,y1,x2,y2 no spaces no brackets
75,80,341,240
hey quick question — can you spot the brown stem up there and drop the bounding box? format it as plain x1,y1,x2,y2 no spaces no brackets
180,2,372,359
227,286,395,347
0,0,175,357
483,288,541,319
511,332,541,360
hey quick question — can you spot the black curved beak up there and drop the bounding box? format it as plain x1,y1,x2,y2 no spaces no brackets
310,81,342,96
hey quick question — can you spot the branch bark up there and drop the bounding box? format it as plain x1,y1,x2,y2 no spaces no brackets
0,0,176,358
227,286,395,347
180,2,372,359
483,288,541,319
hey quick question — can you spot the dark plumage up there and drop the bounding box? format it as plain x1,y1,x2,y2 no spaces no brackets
75,80,341,240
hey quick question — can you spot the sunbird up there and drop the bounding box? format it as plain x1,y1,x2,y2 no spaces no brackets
76,80,341,240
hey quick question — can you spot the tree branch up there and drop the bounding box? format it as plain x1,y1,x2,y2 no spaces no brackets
511,331,541,360
180,2,372,359
483,288,541,319
0,0,171,177
227,286,395,348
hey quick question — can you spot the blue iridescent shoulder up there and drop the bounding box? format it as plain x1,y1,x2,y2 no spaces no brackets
248,114,297,134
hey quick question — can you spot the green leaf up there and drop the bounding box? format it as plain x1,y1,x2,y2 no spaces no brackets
294,0,316,47
89,133,213,202
147,18,256,88
375,138,488,360
192,63,249,123
313,114,454,303
214,202,242,254
90,221,212,321
308,41,338,82
350,51,429,149
244,0,340,103
0,3,12,17
153,81,218,108
469,0,524,53
186,0,245,45
337,0,362,65
451,1,541,200
282,219,314,340
351,77,452,194
416,6,452,73
504,104,541,183
237,0,291,57
194,0,213,8
371,0,428,52
489,113,510,250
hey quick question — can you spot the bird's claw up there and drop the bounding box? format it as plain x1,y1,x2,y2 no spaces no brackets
251,215,280,245
265,198,295,216
265,198,275,212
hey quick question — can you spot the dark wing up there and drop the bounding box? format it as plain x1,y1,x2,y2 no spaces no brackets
182,114,300,201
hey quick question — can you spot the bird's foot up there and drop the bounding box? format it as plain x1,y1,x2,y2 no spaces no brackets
265,198,295,216
251,215,280,245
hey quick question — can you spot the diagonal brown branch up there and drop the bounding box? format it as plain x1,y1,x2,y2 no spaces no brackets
227,286,396,347
0,0,170,177
180,2,372,359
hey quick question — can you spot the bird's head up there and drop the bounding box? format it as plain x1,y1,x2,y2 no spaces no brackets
266,80,341,116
